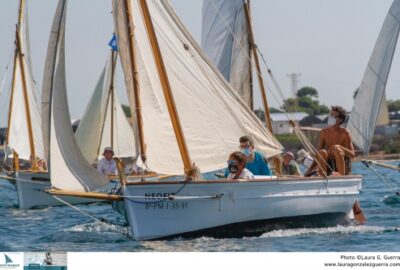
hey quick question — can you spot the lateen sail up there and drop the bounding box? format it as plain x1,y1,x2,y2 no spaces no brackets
113,0,282,175
75,53,136,164
7,0,44,161
201,0,252,108
42,0,108,191
347,0,400,154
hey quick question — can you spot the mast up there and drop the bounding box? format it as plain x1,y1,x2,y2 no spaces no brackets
247,0,254,111
138,0,193,175
243,0,273,133
7,0,37,170
110,49,117,149
124,0,147,163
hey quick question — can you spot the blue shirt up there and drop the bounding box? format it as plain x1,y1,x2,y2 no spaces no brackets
245,151,272,176
224,151,272,177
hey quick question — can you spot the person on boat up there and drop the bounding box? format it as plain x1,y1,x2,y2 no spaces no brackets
296,149,317,176
239,135,272,176
281,151,301,176
44,253,53,265
227,151,255,180
305,106,355,176
97,147,117,176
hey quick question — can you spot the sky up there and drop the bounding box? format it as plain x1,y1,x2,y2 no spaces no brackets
0,0,399,127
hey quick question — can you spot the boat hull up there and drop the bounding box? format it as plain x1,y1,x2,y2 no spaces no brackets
122,176,362,240
13,172,115,209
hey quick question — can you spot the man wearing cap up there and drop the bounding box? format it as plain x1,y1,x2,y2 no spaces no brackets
281,151,301,176
305,106,355,176
97,147,117,176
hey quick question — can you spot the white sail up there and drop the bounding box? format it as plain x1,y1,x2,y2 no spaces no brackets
99,84,136,160
113,0,282,175
7,0,44,161
43,0,108,191
347,0,400,154
76,53,136,164
201,0,252,108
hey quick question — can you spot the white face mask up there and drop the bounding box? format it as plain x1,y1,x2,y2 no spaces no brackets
327,115,337,126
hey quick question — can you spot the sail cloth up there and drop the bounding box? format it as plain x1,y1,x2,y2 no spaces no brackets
7,0,44,161
113,0,282,175
347,0,400,154
75,53,136,164
42,0,108,191
201,0,252,109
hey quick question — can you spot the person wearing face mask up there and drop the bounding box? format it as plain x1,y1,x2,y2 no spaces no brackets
305,106,355,176
239,135,272,176
227,151,255,180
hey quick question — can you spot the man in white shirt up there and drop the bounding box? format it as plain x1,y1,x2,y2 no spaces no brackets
227,151,255,180
97,147,117,176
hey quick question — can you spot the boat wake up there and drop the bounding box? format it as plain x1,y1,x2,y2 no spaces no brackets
258,225,400,238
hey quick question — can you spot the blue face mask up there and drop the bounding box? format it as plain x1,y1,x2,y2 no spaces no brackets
241,147,251,157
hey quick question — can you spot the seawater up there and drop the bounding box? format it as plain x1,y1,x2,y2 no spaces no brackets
0,162,399,252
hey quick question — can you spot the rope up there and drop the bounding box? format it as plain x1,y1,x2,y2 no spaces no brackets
361,161,399,190
0,48,13,98
52,195,127,227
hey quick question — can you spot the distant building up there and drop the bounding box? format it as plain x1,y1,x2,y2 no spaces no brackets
270,112,308,134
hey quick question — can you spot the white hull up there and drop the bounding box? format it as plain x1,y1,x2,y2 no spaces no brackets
13,172,115,209
123,176,362,240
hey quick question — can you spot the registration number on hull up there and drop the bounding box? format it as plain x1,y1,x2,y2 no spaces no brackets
144,201,188,210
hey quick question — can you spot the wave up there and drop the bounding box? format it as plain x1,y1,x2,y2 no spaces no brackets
258,225,400,238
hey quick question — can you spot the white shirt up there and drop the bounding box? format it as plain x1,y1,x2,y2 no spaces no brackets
303,157,314,169
228,168,255,180
97,158,117,176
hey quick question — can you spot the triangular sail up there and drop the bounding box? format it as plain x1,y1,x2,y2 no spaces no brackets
7,0,44,161
113,0,282,175
201,0,252,108
347,0,400,154
42,0,108,191
76,53,136,164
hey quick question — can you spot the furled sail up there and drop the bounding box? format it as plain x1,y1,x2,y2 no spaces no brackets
113,0,282,175
75,53,136,164
347,0,400,154
201,0,252,108
7,0,44,161
42,0,108,191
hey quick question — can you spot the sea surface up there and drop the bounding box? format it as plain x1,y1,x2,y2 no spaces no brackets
0,162,400,252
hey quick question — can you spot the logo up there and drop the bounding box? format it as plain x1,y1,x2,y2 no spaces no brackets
0,253,21,268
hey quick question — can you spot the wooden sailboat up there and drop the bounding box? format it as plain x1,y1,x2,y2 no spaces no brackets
347,0,400,168
110,0,362,240
10,0,119,209
3,0,45,172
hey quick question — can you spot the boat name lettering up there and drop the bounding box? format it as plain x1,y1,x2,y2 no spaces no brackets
144,192,175,200
145,201,188,210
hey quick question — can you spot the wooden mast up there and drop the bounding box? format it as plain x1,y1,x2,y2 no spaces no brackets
7,0,38,170
247,0,254,111
243,0,273,133
138,0,193,175
110,50,117,149
124,0,147,163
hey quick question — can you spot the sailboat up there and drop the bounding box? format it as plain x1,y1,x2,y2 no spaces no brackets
108,0,362,240
2,0,45,172
347,0,400,169
8,0,119,209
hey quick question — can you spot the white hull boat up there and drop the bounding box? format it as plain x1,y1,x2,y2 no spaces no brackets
122,175,362,240
12,172,117,209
